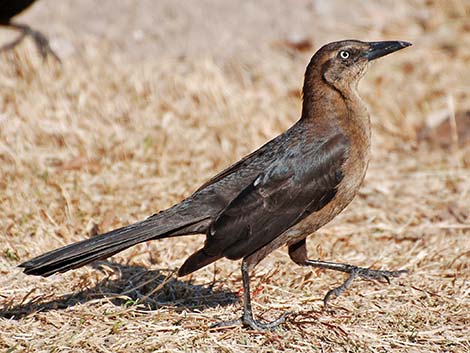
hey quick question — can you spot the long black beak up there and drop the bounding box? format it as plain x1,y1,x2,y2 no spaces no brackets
367,41,412,61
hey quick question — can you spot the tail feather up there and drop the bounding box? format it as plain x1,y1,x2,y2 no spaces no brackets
19,213,208,277
178,248,222,277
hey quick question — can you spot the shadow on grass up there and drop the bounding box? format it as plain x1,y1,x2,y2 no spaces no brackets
0,261,238,320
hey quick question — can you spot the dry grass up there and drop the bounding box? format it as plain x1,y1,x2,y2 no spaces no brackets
1,0,469,352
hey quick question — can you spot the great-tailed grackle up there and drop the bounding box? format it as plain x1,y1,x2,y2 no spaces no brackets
0,0,60,61
19,40,411,330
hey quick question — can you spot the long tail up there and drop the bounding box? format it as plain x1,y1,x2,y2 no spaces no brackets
19,204,209,277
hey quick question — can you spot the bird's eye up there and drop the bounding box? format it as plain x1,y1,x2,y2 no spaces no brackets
339,50,350,59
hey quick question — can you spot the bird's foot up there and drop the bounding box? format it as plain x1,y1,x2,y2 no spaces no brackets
26,28,61,63
211,311,290,331
323,265,408,305
0,24,60,63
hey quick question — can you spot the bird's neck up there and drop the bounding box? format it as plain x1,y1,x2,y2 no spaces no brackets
301,81,370,141
301,80,343,120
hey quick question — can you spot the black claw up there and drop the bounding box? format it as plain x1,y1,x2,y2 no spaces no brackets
323,289,335,306
30,31,61,63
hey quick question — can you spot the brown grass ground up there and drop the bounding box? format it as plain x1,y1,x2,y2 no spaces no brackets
0,1,469,352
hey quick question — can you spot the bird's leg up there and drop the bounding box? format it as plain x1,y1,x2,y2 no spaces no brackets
211,259,289,330
288,239,407,305
0,23,61,62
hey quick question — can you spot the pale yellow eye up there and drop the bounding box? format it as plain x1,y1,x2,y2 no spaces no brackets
339,50,350,59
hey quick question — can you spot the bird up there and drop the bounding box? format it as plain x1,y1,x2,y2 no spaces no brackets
0,0,60,62
19,39,411,330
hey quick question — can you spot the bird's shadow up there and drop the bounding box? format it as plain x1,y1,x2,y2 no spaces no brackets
1,261,238,320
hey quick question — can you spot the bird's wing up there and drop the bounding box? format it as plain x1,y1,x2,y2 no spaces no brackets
195,136,280,193
204,133,349,260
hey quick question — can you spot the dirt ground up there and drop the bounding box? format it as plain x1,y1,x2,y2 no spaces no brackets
0,0,469,352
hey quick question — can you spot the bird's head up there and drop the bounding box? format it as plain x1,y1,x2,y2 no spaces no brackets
305,40,412,93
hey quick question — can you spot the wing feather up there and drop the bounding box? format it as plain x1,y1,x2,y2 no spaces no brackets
203,133,349,260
